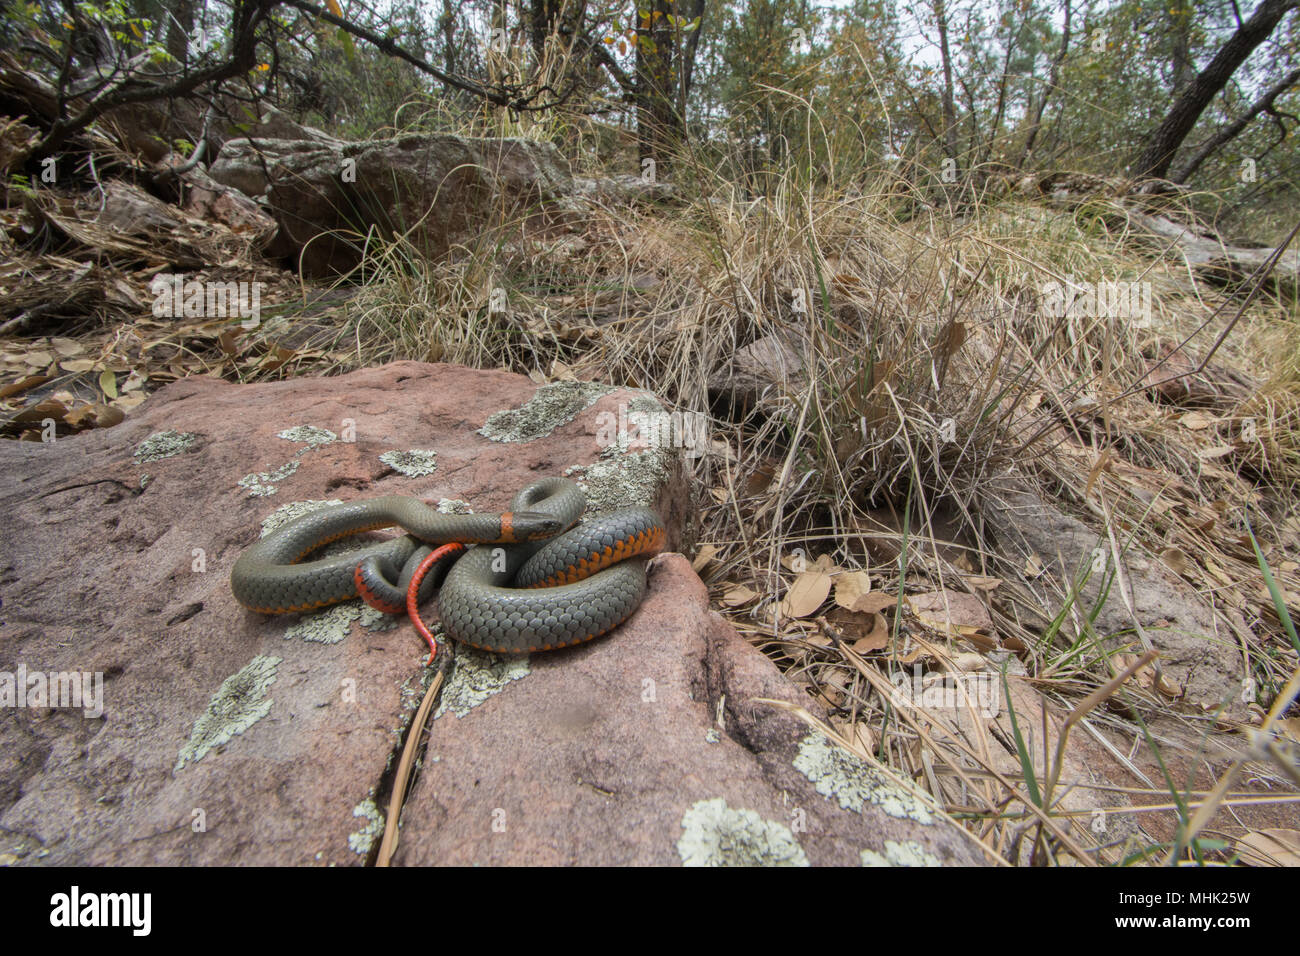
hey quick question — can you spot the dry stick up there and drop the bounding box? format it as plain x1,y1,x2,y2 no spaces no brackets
375,669,445,868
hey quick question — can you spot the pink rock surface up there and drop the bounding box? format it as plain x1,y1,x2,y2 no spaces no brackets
0,361,982,865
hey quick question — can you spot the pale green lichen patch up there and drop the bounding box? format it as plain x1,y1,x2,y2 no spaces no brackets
238,460,299,497
278,426,337,449
379,449,439,477
566,449,669,515
134,429,197,464
358,603,398,631
793,733,935,824
478,381,611,443
436,498,473,514
347,798,384,855
861,840,942,867
284,604,360,644
434,649,530,718
176,655,281,771
677,798,809,867
258,498,344,536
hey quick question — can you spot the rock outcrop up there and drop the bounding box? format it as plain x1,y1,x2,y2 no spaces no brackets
0,361,984,865
209,133,575,276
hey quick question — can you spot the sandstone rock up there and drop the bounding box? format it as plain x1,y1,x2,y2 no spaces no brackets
707,330,807,412
979,475,1248,718
0,361,982,865
209,133,575,276
1138,340,1255,409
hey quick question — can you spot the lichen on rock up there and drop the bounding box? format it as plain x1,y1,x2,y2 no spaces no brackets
284,604,361,644
347,798,384,855
478,380,611,443
134,429,197,464
238,460,299,497
677,797,809,866
860,840,942,867
793,732,935,824
176,655,281,771
434,648,530,718
277,426,337,449
379,449,438,477
258,498,344,536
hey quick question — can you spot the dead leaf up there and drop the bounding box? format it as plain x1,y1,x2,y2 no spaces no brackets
0,374,52,399
1180,411,1214,430
1160,547,1190,574
851,613,889,652
23,350,53,368
691,544,719,573
1024,553,1046,579
1236,829,1300,867
721,584,758,607
99,369,117,399
779,569,832,619
1197,444,1235,460
908,590,994,633
9,399,66,424
834,570,872,610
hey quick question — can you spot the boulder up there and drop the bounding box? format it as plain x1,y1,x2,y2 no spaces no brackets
209,133,575,276
0,361,983,865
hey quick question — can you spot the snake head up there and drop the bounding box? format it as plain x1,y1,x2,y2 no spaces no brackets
508,510,565,541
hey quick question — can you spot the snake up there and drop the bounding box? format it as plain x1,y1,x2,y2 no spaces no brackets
230,477,665,654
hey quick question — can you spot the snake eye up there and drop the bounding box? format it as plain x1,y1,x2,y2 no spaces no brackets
513,511,563,539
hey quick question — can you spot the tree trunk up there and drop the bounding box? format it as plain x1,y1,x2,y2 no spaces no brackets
1130,0,1299,185
933,0,959,165
1017,0,1071,169
1170,67,1300,183
164,0,194,64
635,0,682,176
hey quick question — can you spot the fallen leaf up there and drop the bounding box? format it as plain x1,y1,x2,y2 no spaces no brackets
23,350,53,368
834,570,872,610
721,584,758,607
1160,547,1190,574
1024,553,1046,578
1180,411,1214,430
0,374,52,399
691,544,719,573
851,613,889,652
779,569,832,619
948,652,986,672
99,370,117,399
908,590,994,633
9,399,66,424
1236,829,1300,867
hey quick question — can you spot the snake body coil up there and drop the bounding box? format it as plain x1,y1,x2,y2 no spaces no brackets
231,478,664,653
